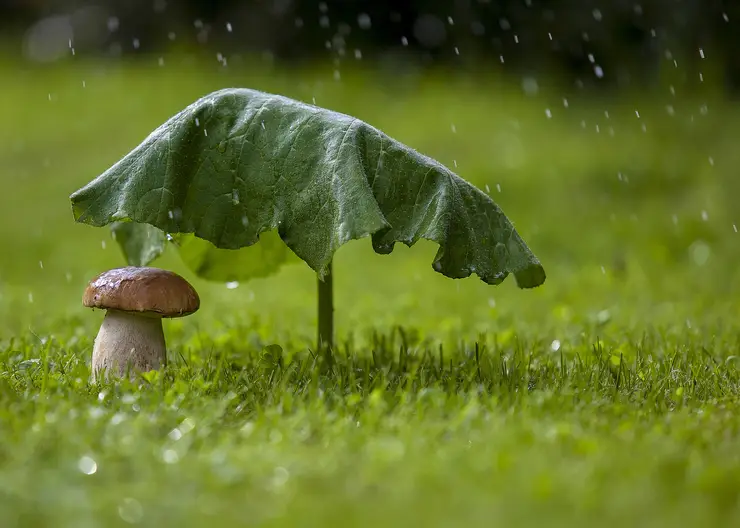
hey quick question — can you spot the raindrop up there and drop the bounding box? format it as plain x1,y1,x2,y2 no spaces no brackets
699,48,705,59
319,16,330,28
162,449,179,464
708,157,714,166
78,455,98,475
231,189,240,204
168,428,183,441
562,98,569,108
261,121,266,130
241,422,255,436
118,498,143,524
158,57,164,67
592,9,602,21
168,32,176,41
471,21,485,36
454,47,460,55
447,16,454,25
496,183,502,192
357,13,371,30
701,210,709,221
485,184,490,193
241,216,249,227
195,117,200,126
226,281,239,290
488,298,496,308
690,240,711,266
271,466,290,487
594,65,604,78
734,224,738,233
450,123,457,133
226,22,233,32
666,105,675,116
333,70,341,81
550,340,561,352
544,108,552,118
204,129,208,137
499,18,511,30
513,34,519,43
521,77,539,96
635,110,640,118
107,17,120,33
401,36,409,46
39,261,43,269
101,240,107,249
82,80,86,88
723,13,730,22
218,141,227,153
354,49,362,59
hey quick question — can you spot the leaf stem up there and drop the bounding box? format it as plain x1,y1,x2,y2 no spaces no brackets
317,260,334,351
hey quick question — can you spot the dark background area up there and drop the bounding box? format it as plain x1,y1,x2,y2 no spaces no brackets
3,0,740,93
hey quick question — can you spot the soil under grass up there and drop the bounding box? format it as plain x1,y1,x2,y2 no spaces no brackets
1,55,740,526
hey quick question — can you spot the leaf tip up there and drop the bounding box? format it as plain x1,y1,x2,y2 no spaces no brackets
514,263,547,289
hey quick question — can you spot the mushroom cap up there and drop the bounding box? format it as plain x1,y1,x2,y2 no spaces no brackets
83,266,200,318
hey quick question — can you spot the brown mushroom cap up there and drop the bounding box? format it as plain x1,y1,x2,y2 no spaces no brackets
83,267,200,318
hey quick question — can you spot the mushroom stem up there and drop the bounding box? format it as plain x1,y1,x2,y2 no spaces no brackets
91,309,167,380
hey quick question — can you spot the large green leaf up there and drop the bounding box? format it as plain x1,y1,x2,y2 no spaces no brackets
110,221,166,267
109,221,297,282
70,88,545,288
174,230,301,282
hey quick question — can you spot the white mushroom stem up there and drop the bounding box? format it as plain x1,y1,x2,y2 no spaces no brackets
91,309,167,380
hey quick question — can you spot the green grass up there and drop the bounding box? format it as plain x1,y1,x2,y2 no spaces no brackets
2,53,740,526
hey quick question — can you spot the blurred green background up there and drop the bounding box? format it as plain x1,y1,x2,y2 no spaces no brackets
2,51,740,345
3,1,740,348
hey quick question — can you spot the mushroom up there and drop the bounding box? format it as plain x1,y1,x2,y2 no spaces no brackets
83,266,200,380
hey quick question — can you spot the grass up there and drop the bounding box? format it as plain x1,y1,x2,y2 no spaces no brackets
2,52,740,526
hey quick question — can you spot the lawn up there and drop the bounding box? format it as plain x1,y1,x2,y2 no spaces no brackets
2,53,740,526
